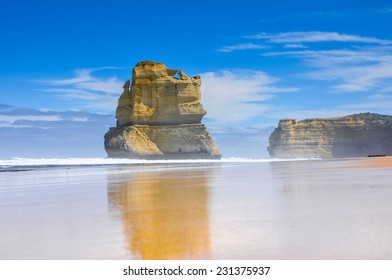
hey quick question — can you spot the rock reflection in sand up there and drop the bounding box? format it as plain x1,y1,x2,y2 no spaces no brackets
108,169,212,260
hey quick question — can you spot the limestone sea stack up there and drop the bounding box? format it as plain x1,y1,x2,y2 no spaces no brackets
268,113,392,158
104,61,221,159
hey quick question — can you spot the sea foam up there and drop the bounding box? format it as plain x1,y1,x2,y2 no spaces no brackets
0,157,316,169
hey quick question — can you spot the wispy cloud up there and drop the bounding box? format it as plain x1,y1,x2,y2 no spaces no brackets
264,48,391,64
245,31,392,45
200,70,297,124
247,32,392,93
341,94,392,111
38,67,125,112
43,67,123,94
0,105,110,129
216,30,392,115
0,114,62,127
216,43,269,53
41,88,102,100
378,8,392,13
0,104,114,157
264,46,392,92
265,91,392,121
283,43,307,49
267,108,363,121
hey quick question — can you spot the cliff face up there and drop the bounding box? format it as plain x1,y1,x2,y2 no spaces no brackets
105,61,220,159
268,113,392,158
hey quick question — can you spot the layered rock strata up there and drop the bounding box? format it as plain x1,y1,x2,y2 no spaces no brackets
268,113,392,158
104,61,220,159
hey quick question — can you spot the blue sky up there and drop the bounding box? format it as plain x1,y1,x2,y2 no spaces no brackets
1,0,392,158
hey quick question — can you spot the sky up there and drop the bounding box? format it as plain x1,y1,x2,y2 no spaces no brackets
1,0,392,158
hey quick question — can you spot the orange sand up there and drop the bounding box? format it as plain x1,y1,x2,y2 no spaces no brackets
349,156,392,168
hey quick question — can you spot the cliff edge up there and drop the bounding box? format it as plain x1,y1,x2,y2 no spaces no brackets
268,113,392,158
104,61,221,159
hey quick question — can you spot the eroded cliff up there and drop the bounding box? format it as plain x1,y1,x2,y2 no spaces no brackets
268,113,392,158
104,61,220,159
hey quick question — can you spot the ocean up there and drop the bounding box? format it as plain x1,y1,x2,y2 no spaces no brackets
0,157,391,259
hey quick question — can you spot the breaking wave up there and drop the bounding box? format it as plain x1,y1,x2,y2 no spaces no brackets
0,157,318,170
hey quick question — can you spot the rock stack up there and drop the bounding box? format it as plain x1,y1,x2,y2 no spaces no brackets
268,113,392,158
104,61,221,159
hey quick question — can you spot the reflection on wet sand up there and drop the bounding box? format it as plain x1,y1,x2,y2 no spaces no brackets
108,169,212,259
267,160,392,259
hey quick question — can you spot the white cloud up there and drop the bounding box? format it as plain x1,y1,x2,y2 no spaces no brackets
246,31,392,45
341,94,392,112
0,115,62,124
380,8,392,13
71,117,88,122
43,66,125,93
381,86,392,93
39,67,124,112
217,32,392,93
76,78,121,94
200,70,297,124
247,32,392,93
0,114,63,128
44,69,93,86
283,43,307,49
264,48,392,64
0,105,114,157
214,31,392,118
42,88,102,100
216,43,269,53
266,92,392,121
263,46,392,93
267,108,366,121
331,63,392,92
40,88,119,111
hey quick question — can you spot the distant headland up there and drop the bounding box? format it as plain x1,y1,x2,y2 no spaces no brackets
268,113,392,158
104,61,221,159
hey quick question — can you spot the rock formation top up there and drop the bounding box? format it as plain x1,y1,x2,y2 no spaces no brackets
268,113,392,158
116,61,206,126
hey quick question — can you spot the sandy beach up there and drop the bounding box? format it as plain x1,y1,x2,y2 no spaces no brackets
0,158,391,259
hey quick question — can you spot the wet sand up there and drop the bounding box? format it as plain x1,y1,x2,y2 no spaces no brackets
0,158,391,259
353,156,392,168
